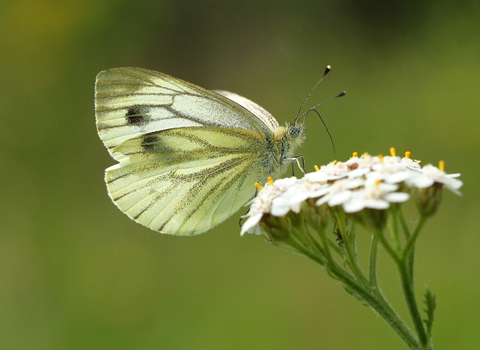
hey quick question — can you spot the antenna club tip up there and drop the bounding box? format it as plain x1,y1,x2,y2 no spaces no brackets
338,91,346,97
326,65,331,70
323,65,332,76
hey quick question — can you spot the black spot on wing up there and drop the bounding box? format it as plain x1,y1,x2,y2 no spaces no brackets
126,106,150,126
141,134,159,152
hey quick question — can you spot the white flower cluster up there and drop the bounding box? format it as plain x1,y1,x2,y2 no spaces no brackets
241,151,462,235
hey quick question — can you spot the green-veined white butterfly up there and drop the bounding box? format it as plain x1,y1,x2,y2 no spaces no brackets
95,67,339,235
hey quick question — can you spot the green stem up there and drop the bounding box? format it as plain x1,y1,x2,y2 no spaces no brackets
369,234,379,287
280,231,325,266
368,233,402,327
395,215,429,347
376,229,401,264
317,227,421,350
335,211,369,287
403,216,427,258
399,208,416,281
289,225,310,250
408,245,415,285
374,220,429,348
403,216,427,284
397,258,427,347
327,237,345,258
299,225,326,258
399,208,411,239
388,210,402,252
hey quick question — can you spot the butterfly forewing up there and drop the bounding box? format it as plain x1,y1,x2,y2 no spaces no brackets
214,90,280,132
95,68,275,160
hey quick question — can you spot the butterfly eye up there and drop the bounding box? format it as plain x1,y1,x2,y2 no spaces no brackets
288,125,300,139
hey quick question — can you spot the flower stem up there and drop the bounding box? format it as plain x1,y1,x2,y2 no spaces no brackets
334,211,369,287
376,229,401,264
403,215,427,285
318,227,421,350
403,216,427,258
369,234,379,287
289,234,326,266
397,258,427,347
327,237,345,257
388,210,402,252
296,224,325,258
399,208,411,239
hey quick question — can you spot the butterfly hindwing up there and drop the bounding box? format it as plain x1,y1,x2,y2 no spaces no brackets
105,127,269,235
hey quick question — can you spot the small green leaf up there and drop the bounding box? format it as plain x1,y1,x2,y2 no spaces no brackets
343,285,369,306
423,288,436,341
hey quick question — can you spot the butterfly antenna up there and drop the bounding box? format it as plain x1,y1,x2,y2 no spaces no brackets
294,65,332,124
300,91,346,118
306,108,338,160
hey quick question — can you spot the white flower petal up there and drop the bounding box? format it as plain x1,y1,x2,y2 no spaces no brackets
439,177,463,190
348,167,370,179
365,199,390,210
347,177,365,188
384,192,410,202
343,199,366,213
384,171,413,184
271,197,291,216
241,214,263,235
290,201,302,213
379,183,399,192
315,195,330,207
247,224,263,235
328,191,353,206
407,177,435,188
309,186,331,198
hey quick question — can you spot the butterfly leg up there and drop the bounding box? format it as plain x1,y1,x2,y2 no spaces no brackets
268,151,272,175
287,155,306,176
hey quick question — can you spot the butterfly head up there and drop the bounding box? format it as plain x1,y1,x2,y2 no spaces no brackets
281,121,306,154
285,122,306,162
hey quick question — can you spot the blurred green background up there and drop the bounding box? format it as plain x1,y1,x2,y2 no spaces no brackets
1,0,479,349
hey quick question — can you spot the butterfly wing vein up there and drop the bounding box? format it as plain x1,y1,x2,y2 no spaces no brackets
105,127,268,235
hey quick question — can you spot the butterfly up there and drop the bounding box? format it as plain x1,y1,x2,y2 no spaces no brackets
95,67,310,235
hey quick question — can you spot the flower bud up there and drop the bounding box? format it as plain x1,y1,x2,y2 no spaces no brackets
260,214,292,240
348,208,389,231
303,199,329,229
416,182,443,217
